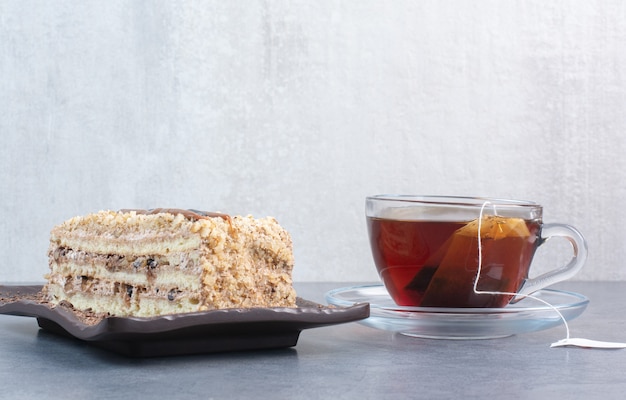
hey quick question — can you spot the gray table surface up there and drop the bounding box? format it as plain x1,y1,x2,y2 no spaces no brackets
1,281,625,400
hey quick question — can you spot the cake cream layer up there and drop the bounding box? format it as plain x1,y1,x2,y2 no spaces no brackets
44,209,297,317
49,249,203,290
49,212,201,256
44,284,201,317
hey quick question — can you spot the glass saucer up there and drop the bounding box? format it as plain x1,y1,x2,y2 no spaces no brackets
325,285,589,340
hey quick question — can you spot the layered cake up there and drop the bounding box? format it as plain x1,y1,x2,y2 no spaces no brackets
43,209,297,317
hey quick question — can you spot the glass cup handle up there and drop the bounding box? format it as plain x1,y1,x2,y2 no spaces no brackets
516,223,588,298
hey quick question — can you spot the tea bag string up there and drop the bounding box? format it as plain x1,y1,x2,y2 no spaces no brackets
474,202,574,339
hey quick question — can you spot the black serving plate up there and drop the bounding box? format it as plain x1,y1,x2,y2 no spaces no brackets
0,285,369,357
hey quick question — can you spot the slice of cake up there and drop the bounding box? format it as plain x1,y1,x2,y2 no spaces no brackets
43,209,297,317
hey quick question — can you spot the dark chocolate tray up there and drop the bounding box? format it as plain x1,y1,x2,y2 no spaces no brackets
0,285,369,357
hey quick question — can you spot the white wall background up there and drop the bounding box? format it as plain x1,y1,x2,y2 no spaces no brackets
1,1,625,283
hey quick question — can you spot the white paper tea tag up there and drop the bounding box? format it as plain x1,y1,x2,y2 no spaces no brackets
475,201,626,350
550,338,626,349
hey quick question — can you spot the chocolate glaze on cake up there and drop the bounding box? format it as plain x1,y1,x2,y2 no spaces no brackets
119,208,231,222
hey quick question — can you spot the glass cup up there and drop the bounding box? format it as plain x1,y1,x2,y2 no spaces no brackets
366,195,587,308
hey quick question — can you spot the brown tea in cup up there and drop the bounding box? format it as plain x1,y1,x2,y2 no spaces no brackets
366,196,587,308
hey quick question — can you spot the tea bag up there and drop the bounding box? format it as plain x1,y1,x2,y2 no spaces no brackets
471,203,626,349
404,235,453,295
418,215,530,307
